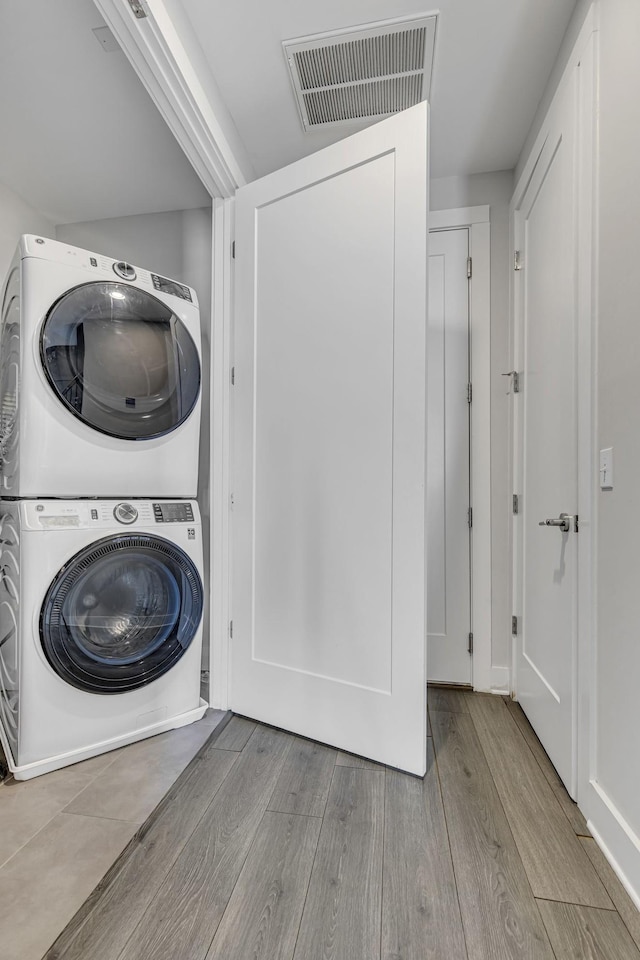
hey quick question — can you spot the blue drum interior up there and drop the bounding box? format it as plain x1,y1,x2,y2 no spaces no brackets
40,534,203,693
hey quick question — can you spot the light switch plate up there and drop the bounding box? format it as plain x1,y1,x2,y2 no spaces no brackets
600,447,613,489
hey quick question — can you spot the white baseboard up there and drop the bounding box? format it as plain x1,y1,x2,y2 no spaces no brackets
586,780,640,912
480,664,510,695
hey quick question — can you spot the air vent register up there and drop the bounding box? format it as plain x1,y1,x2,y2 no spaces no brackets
283,14,437,131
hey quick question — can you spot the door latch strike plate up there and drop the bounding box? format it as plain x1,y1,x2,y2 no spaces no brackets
127,0,147,18
512,615,518,636
501,371,520,394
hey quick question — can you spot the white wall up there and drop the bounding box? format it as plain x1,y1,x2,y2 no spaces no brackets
430,171,514,688
56,212,191,282
57,208,214,685
591,0,640,905
0,180,55,285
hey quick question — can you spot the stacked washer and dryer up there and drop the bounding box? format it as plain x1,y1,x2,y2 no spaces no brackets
0,235,207,779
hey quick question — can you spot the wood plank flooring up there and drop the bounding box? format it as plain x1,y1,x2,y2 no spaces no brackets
504,698,591,838
466,694,610,907
46,693,640,960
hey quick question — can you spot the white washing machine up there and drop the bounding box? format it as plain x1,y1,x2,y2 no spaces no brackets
0,499,207,780
0,235,202,498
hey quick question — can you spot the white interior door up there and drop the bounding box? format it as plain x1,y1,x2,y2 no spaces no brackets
514,75,578,795
232,104,428,775
427,228,471,684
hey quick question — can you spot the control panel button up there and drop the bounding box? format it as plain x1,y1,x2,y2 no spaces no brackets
113,502,138,525
112,261,137,281
152,502,194,523
90,508,98,520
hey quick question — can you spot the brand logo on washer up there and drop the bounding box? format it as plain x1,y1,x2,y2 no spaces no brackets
188,528,196,540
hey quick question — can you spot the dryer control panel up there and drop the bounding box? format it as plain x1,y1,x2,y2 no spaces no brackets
19,235,199,308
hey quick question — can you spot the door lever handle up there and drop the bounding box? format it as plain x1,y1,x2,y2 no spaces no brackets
538,512,574,533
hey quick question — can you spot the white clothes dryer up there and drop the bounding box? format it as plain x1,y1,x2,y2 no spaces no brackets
0,499,206,780
0,235,202,498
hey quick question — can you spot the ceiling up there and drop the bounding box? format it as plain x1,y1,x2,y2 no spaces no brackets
182,0,578,179
0,0,578,226
0,0,210,224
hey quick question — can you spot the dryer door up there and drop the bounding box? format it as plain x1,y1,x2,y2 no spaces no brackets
40,534,203,693
40,282,200,440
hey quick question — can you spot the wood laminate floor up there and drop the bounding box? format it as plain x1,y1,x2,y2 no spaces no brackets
45,692,640,960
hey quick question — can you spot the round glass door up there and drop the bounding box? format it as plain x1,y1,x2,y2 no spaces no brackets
40,534,203,693
40,282,200,440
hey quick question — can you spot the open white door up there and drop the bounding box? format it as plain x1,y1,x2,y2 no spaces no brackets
232,103,428,775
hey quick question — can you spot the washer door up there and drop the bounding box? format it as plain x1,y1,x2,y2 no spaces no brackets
40,282,200,440
40,535,203,694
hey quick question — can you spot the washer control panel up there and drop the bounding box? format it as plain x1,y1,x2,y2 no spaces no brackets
113,502,138,524
22,500,199,530
153,502,194,523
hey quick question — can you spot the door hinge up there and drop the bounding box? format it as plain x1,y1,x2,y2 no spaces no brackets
467,507,473,529
232,240,236,259
514,250,523,271
513,494,519,515
512,615,518,636
468,632,474,654
231,366,235,385
467,382,472,404
127,0,147,18
467,257,472,279
229,620,233,639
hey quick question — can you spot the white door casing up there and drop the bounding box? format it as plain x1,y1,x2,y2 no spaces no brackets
232,103,429,775
427,228,472,684
513,72,579,796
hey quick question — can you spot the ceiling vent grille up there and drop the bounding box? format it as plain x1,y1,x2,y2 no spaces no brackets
283,15,437,132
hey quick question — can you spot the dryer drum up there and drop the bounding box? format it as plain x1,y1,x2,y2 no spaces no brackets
40,282,201,441
40,534,203,693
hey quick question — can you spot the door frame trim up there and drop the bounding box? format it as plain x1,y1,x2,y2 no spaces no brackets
209,198,234,709
430,206,492,691
93,0,248,198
